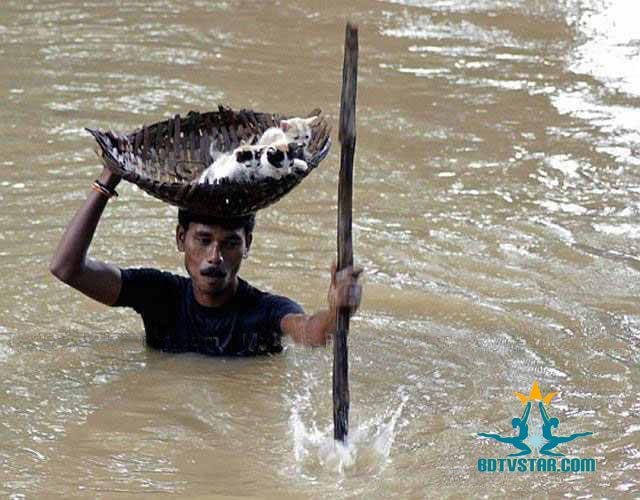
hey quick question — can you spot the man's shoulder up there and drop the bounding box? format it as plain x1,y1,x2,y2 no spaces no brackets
236,277,266,299
120,267,189,285
114,267,190,309
237,278,304,315
236,278,282,303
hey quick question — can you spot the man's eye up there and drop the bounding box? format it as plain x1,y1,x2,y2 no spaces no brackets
223,240,240,248
197,238,211,245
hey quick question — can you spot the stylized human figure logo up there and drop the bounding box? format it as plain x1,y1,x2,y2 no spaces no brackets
478,401,533,456
538,402,592,456
478,381,592,457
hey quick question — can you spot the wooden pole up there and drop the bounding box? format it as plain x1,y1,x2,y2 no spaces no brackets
334,22,358,443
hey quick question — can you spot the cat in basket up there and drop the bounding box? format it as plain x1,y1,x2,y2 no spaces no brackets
198,116,318,185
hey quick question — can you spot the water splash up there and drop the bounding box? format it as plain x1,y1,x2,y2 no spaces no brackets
289,384,409,476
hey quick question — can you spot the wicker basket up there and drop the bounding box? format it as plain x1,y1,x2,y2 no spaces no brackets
87,106,331,217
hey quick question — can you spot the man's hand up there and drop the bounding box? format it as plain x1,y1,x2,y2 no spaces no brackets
98,165,122,190
328,260,363,317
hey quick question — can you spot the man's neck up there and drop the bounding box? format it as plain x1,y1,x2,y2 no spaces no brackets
193,276,239,308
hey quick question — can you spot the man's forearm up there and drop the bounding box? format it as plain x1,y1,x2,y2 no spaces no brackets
304,309,337,346
50,168,119,281
282,309,337,347
281,263,362,347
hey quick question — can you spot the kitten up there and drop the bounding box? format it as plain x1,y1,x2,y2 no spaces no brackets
198,142,307,184
198,144,258,184
256,143,308,180
258,116,318,159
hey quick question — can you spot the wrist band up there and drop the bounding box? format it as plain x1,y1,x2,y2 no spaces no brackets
91,183,113,199
91,181,118,199
95,179,119,197
92,180,119,198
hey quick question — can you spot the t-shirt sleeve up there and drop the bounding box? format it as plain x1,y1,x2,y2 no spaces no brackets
113,267,183,316
261,294,304,335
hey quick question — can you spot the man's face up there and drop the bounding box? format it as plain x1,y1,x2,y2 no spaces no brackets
176,222,251,297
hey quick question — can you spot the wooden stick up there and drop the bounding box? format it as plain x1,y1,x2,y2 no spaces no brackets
334,22,358,443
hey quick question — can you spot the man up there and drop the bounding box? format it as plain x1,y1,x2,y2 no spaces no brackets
50,166,362,355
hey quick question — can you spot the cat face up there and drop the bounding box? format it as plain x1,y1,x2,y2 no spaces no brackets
257,144,294,179
235,147,261,169
280,116,317,153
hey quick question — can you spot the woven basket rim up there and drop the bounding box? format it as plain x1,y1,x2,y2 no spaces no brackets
88,106,332,217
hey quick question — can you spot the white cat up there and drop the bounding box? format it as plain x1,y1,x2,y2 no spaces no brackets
257,143,308,180
258,116,318,160
198,142,307,185
198,144,260,184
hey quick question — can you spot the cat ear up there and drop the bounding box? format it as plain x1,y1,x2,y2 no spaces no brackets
304,116,319,126
280,120,290,132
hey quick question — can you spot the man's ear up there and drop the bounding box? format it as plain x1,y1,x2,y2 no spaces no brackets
176,224,186,252
245,232,253,255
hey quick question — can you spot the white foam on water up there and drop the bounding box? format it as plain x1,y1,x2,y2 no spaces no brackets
531,216,577,245
550,87,640,165
552,0,640,165
545,155,582,178
0,326,14,362
567,0,640,98
593,223,640,239
537,199,589,216
289,384,409,476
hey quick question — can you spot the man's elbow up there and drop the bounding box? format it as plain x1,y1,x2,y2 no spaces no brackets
49,258,78,284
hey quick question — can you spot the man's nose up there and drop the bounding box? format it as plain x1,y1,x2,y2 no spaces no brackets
207,243,223,264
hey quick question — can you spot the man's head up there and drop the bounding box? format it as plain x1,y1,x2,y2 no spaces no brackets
176,209,255,299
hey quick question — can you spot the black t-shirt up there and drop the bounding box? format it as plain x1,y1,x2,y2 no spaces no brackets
113,268,304,356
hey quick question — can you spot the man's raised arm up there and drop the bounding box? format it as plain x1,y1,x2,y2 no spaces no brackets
49,167,122,306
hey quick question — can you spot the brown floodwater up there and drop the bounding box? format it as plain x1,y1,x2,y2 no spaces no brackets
1,0,638,497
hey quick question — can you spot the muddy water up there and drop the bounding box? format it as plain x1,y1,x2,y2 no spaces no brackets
1,0,638,497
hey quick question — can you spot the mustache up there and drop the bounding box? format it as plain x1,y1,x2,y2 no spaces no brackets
200,266,226,278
